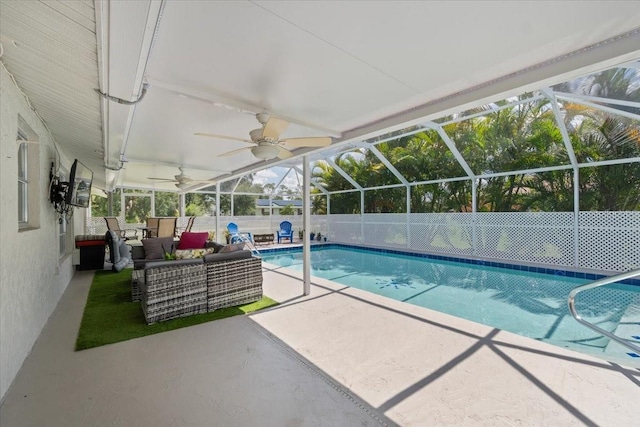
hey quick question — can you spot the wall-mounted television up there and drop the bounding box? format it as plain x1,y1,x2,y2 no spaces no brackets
66,159,93,208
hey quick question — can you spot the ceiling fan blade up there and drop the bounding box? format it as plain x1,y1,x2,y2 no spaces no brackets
219,146,253,157
280,136,332,147
276,146,294,159
194,133,252,144
262,117,289,140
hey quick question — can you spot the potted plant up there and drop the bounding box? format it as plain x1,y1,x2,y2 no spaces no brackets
310,231,316,241
224,229,231,244
298,229,304,240
316,231,322,241
162,243,176,260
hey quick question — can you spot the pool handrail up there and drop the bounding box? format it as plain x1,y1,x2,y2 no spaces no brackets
568,268,640,354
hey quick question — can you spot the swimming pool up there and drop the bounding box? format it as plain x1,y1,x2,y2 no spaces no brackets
261,245,640,366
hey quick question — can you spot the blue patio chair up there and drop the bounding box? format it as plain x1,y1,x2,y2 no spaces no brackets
277,221,294,244
227,222,253,244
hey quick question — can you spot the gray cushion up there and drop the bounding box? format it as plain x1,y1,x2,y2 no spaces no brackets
144,258,203,269
130,244,145,260
205,241,225,253
112,239,131,272
141,237,175,260
218,242,245,253
106,230,121,264
203,250,253,263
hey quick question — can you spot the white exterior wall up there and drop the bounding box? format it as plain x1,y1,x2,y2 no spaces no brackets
1,66,76,401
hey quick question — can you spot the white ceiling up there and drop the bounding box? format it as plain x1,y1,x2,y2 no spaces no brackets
2,1,640,193
0,0,104,184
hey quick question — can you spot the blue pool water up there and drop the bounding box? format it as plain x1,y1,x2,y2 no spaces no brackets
261,245,640,365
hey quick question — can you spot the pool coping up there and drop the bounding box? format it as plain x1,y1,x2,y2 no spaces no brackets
258,243,640,287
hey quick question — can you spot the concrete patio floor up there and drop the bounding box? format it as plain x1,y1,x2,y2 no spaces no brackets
1,262,639,426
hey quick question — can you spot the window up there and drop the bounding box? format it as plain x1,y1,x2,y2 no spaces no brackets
17,118,40,230
17,134,28,225
59,217,67,255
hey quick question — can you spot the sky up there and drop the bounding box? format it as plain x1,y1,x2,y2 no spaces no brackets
253,166,302,190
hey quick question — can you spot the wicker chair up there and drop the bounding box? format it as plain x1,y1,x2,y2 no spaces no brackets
139,259,208,324
135,251,263,323
206,255,263,311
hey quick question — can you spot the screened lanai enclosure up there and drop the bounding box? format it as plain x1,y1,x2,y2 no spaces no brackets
88,62,640,273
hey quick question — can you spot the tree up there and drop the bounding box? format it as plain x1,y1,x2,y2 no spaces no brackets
185,193,215,216
574,117,640,210
279,204,295,215
91,188,121,217
154,191,179,216
312,160,361,214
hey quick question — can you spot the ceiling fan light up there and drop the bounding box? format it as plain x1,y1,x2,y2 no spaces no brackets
251,145,280,160
249,128,263,141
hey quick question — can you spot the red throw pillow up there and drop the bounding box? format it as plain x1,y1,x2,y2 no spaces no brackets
177,232,208,250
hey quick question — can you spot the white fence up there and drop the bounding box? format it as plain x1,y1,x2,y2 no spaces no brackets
86,211,640,272
321,212,639,272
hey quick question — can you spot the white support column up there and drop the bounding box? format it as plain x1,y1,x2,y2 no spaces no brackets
120,190,125,221
303,155,311,295
542,88,580,267
573,168,580,267
326,194,331,241
215,183,221,243
472,179,477,256
268,193,273,232
360,190,365,244
406,184,411,248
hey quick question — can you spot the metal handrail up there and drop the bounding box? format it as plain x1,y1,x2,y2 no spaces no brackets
234,234,261,257
568,268,640,354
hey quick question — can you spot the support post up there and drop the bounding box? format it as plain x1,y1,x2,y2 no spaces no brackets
303,155,311,295
215,183,221,244
361,190,365,244
472,178,477,256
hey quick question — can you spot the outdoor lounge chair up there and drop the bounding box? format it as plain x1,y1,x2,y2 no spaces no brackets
156,217,177,238
227,222,253,244
145,217,160,238
176,216,195,237
277,221,294,243
104,217,138,240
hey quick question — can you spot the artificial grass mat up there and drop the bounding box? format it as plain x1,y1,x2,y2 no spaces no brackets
75,269,278,351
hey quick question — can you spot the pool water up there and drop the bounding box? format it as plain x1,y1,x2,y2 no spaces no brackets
262,246,640,366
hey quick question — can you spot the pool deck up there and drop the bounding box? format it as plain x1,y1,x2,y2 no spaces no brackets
1,262,638,426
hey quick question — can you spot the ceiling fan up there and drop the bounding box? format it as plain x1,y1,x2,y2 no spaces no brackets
147,167,216,190
195,113,332,160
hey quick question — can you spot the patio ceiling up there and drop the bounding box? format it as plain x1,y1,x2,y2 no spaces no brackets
1,1,639,193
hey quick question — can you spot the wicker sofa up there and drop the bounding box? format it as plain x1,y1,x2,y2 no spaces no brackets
134,250,263,324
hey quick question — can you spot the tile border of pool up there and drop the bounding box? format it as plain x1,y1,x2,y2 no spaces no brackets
259,243,640,287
